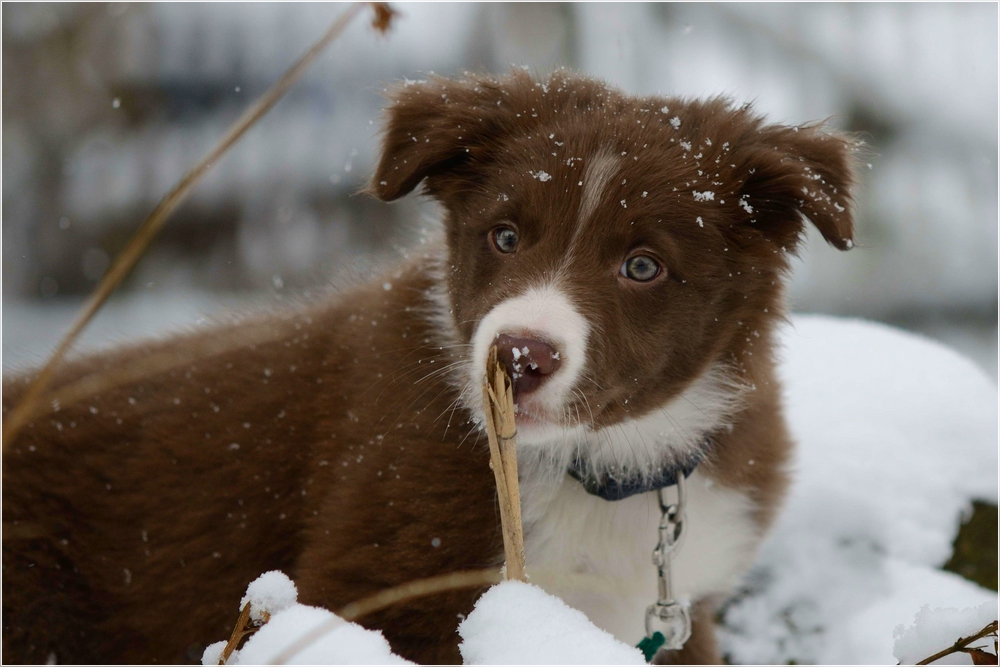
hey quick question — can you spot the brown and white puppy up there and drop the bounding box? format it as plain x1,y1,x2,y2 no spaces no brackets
2,70,856,665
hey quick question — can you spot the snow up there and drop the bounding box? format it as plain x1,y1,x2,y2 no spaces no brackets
893,602,997,665
457,581,645,665
202,600,411,665
693,190,715,201
240,570,298,624
234,604,411,665
718,315,998,665
201,640,227,666
202,569,412,664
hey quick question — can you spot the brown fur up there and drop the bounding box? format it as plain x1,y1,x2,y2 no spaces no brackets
3,70,855,664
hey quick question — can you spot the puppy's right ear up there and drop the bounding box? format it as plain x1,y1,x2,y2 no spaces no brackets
368,74,521,201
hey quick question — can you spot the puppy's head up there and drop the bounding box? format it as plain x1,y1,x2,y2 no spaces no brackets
371,71,857,470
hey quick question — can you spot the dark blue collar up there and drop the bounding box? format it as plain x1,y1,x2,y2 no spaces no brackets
566,443,708,501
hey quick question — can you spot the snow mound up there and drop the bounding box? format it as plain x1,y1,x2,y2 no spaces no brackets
212,602,411,665
457,581,645,665
719,315,998,665
201,640,227,666
240,570,298,623
236,603,411,665
894,602,997,665
201,570,410,665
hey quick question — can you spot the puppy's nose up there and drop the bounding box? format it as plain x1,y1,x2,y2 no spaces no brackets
494,333,562,397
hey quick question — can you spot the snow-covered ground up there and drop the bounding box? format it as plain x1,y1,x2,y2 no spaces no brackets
718,316,998,665
138,311,996,665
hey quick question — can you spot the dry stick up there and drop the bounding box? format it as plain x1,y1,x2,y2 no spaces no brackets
493,352,526,579
220,602,253,665
482,379,513,571
271,569,503,664
483,346,527,582
1,1,377,449
916,620,998,665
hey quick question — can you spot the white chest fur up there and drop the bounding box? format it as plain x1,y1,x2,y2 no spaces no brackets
521,470,760,644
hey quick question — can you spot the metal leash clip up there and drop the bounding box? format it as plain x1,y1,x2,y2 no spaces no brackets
643,474,691,655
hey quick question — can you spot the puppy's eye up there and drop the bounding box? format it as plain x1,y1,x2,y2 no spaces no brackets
492,226,519,254
620,255,661,282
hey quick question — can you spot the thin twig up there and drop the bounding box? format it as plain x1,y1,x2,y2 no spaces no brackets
2,2,376,448
916,620,998,665
271,568,502,664
220,602,253,665
483,346,526,582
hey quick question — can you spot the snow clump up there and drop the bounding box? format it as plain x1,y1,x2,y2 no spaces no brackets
202,570,410,665
234,604,410,665
201,641,227,666
458,580,645,664
240,570,298,623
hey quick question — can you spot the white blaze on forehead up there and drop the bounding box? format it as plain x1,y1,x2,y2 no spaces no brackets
577,149,622,228
470,283,589,436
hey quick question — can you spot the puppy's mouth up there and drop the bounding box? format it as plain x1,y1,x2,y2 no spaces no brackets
511,404,554,427
509,399,584,434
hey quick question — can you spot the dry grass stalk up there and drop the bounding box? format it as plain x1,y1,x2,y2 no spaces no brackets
482,346,527,582
271,568,503,664
916,619,998,665
1,1,384,449
337,568,504,623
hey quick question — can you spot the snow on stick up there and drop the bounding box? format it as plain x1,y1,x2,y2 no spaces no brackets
217,571,300,664
483,346,527,582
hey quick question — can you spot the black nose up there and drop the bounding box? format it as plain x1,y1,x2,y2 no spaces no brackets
494,333,562,398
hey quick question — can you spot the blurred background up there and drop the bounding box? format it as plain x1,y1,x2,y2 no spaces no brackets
3,2,997,377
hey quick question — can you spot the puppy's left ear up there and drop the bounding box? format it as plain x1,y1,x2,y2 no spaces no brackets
739,123,859,251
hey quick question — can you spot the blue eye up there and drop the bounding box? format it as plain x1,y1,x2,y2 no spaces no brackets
492,227,519,253
620,255,661,282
